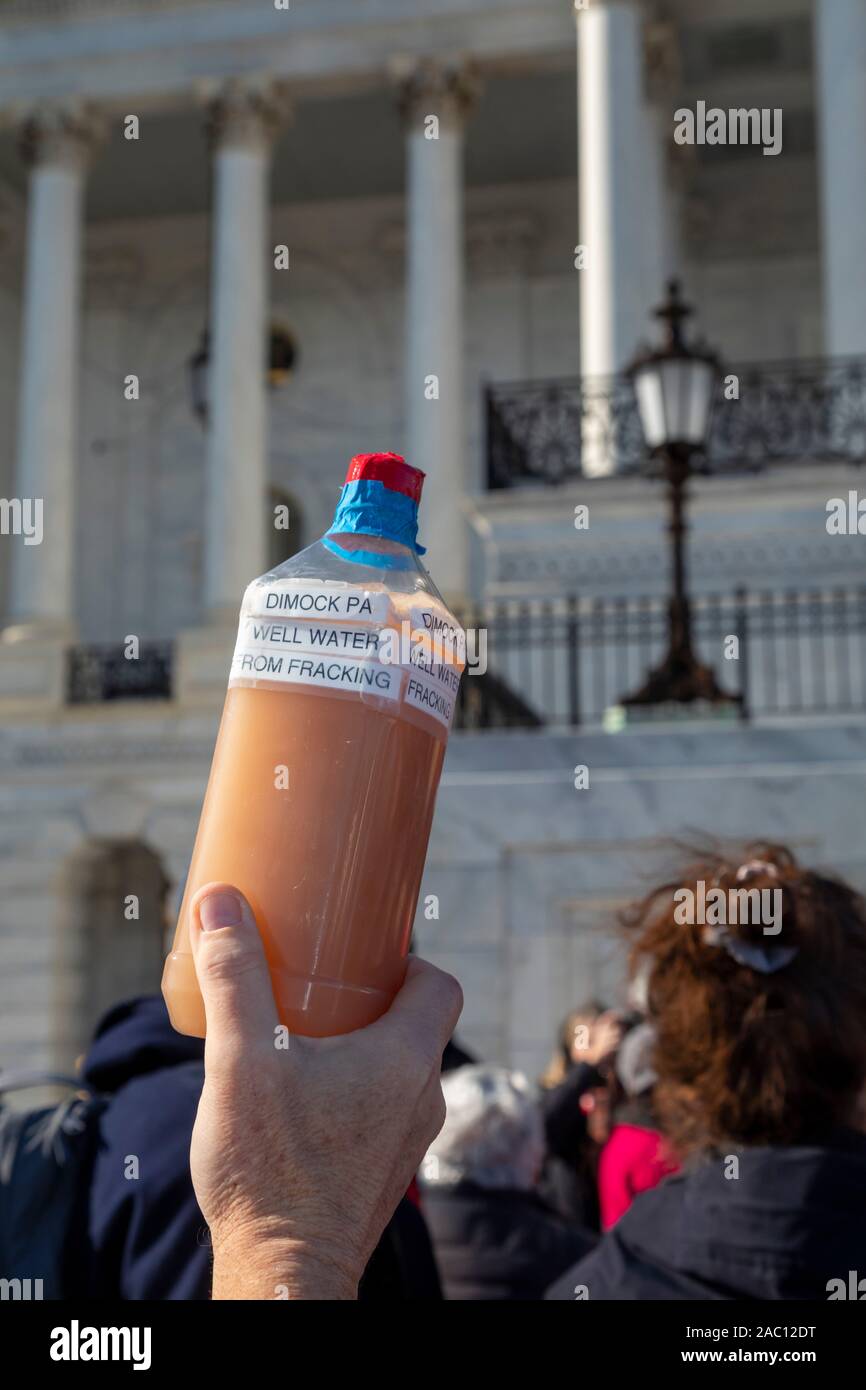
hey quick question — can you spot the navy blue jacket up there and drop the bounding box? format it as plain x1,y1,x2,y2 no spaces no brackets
546,1129,866,1300
81,996,441,1300
82,997,209,1300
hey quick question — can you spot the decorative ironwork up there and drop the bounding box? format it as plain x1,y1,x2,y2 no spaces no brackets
486,356,866,488
452,586,866,729
709,356,866,472
67,643,173,703
486,374,644,487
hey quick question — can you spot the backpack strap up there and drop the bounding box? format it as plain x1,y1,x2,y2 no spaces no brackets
0,1075,107,1299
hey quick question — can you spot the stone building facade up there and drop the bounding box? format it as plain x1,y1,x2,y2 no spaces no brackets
0,0,864,1079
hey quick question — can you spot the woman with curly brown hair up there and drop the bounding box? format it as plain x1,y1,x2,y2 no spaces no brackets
547,843,866,1300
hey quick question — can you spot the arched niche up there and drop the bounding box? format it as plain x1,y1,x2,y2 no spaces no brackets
52,838,170,1070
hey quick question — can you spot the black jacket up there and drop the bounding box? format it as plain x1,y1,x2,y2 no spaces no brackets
81,996,441,1300
539,1062,604,1230
422,1181,595,1300
546,1129,866,1300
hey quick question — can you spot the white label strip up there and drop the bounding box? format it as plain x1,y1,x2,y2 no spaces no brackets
237,614,382,658
408,647,462,698
410,605,465,654
231,649,401,700
243,579,390,624
231,580,462,725
403,669,456,730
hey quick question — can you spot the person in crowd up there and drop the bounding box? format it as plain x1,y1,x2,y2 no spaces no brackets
539,1001,607,1090
419,1065,595,1299
538,1005,623,1228
547,844,866,1300
597,1021,678,1230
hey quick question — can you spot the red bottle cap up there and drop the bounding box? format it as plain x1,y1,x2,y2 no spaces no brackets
345,452,425,503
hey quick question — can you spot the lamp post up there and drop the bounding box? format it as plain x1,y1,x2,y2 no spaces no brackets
620,280,739,709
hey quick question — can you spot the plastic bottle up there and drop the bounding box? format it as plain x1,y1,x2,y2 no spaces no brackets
162,452,464,1037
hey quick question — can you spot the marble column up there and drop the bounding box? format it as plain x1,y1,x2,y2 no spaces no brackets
400,60,476,599
576,0,670,475
203,79,286,620
815,0,866,355
8,105,102,635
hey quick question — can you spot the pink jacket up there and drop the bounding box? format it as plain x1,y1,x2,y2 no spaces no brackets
598,1122,679,1230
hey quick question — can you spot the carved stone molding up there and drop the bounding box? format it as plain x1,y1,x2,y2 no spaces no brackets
394,57,480,131
19,101,106,171
643,14,681,104
378,208,540,280
203,76,292,153
493,531,864,589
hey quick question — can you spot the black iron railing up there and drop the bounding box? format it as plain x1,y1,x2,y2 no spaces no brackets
64,588,866,728
453,587,866,728
67,643,173,703
486,356,866,488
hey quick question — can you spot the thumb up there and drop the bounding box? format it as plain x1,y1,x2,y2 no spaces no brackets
366,956,463,1068
189,882,279,1043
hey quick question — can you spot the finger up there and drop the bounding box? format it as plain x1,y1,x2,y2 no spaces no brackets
189,881,279,1045
368,957,463,1065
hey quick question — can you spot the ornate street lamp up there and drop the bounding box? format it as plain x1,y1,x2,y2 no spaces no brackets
620,279,739,709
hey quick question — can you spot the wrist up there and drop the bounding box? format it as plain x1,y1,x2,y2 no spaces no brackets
210,1223,360,1301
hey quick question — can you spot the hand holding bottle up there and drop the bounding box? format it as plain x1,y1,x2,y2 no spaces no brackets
187,882,463,1300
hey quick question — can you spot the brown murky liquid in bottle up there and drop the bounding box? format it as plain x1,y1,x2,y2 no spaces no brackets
162,599,453,1037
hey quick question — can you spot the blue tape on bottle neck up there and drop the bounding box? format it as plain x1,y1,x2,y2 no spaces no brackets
324,477,426,570
321,536,415,570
